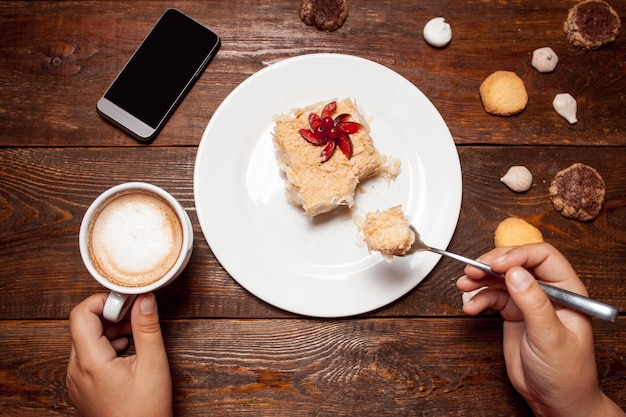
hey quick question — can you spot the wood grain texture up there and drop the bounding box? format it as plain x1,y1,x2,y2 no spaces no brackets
1,1,625,415
0,1,624,148
1,146,624,319
1,318,625,416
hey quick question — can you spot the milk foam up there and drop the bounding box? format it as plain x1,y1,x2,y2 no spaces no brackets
89,192,183,287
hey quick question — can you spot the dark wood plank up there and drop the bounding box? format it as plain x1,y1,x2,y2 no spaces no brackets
0,1,624,147
2,2,625,416
1,318,624,416
1,146,624,319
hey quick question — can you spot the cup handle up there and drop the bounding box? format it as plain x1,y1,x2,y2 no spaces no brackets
103,292,137,323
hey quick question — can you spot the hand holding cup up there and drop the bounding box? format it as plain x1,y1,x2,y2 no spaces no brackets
79,182,193,322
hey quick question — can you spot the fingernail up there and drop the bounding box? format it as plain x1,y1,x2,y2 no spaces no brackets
493,255,507,264
510,269,532,291
140,294,156,314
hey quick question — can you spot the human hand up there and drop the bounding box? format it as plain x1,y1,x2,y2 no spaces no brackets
457,243,624,417
67,293,173,417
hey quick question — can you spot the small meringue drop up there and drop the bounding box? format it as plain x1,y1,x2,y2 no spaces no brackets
500,166,533,192
531,47,559,73
423,17,452,48
553,93,577,124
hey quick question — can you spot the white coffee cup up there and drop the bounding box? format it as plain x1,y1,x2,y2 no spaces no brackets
79,182,193,322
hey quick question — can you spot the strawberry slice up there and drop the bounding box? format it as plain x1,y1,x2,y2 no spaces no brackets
298,101,362,163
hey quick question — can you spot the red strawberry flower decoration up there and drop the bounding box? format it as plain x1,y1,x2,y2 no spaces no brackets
299,101,362,163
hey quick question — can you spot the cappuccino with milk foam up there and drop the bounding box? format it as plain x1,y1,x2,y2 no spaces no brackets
88,191,183,287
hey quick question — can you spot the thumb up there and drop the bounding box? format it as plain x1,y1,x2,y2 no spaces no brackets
130,293,169,369
505,267,566,346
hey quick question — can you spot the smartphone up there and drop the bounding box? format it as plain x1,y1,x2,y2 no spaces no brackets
97,9,220,142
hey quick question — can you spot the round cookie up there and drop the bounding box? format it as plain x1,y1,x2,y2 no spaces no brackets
494,217,544,248
479,71,528,116
549,163,605,221
564,0,621,50
300,0,348,31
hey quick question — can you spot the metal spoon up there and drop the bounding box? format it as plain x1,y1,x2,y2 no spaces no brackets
403,226,619,322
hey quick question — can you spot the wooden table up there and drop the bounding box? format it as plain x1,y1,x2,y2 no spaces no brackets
1,1,625,415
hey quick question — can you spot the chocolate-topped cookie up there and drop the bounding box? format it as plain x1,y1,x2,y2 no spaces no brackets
300,0,348,31
564,0,621,50
549,163,605,221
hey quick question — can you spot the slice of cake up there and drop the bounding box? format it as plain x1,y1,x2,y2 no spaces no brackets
273,99,381,216
361,206,416,259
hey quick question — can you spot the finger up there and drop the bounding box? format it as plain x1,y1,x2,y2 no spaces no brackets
456,274,504,292
462,286,507,314
109,336,129,352
103,320,132,342
476,247,513,264
504,266,566,347
69,293,118,364
130,293,170,372
462,286,524,321
462,247,512,280
492,243,587,295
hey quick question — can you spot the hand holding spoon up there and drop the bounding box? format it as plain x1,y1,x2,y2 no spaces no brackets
402,226,619,322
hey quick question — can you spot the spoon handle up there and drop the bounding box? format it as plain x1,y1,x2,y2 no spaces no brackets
429,247,619,322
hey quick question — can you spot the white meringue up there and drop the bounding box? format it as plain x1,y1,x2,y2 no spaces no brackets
552,93,577,124
531,47,559,73
423,17,452,48
500,166,533,192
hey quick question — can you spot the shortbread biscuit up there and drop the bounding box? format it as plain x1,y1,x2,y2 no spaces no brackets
564,0,621,50
549,163,605,221
494,217,544,248
479,71,528,116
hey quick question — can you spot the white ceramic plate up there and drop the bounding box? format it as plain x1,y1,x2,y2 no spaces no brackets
194,53,462,317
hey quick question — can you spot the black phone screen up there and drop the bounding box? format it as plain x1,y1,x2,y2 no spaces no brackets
103,9,220,129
